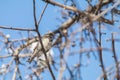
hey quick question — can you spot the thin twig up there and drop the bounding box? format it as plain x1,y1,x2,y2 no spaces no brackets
98,22,107,80
33,0,55,80
37,3,48,25
43,0,81,13
0,26,36,31
12,65,18,80
111,33,120,80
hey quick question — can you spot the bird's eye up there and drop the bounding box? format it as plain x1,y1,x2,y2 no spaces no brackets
50,36,53,38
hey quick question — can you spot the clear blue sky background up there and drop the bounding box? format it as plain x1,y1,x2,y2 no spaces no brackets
0,0,120,80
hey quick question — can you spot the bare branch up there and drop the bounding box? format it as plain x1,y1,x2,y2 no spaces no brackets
0,26,36,31
32,0,55,79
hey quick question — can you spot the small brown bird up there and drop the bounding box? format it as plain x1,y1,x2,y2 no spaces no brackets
27,32,53,63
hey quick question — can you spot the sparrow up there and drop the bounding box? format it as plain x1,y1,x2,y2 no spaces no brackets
27,32,53,63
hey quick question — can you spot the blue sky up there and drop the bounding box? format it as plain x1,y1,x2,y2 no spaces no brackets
0,0,120,80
